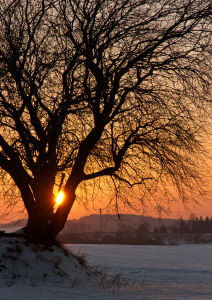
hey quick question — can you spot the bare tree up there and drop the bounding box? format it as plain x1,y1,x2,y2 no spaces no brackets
0,0,212,241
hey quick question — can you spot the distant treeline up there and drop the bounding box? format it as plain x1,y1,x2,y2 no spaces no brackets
154,216,212,234
58,216,212,245
58,231,164,245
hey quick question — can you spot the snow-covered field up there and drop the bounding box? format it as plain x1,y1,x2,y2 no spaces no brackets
69,243,212,299
0,233,212,299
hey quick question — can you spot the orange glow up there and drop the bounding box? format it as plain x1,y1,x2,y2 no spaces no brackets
56,192,64,204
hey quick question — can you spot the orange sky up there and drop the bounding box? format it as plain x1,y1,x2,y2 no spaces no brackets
1,173,212,224
0,195,212,224
68,198,212,220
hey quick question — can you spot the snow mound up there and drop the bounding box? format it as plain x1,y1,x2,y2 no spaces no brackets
0,235,103,288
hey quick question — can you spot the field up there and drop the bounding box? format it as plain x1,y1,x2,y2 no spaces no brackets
0,232,212,299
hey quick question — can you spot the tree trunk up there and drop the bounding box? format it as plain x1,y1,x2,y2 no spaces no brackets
24,188,76,243
25,202,54,242
50,189,77,239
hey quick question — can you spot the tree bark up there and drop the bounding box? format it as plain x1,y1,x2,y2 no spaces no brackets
23,185,77,242
24,201,54,242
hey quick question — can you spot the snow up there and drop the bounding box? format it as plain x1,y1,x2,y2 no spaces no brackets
0,235,118,287
0,235,144,299
69,243,212,299
0,228,23,234
0,234,212,299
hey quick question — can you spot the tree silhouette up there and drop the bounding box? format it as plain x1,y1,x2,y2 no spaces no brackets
0,0,212,241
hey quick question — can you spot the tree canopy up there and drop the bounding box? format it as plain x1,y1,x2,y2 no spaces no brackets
0,0,212,240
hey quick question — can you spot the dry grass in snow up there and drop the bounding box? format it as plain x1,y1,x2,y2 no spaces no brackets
0,233,110,289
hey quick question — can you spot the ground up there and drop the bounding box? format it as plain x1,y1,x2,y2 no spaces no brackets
0,232,112,287
0,231,143,300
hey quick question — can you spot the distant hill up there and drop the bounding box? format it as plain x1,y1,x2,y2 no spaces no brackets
0,219,27,228
0,214,181,233
60,214,180,234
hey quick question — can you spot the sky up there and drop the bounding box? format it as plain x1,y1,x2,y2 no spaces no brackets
1,175,212,224
0,200,212,225
2,193,211,224
68,198,212,220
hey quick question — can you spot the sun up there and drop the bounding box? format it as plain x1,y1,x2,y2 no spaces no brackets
56,192,64,204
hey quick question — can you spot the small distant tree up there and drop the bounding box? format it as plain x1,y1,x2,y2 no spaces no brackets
136,224,147,234
153,227,159,234
189,215,199,233
171,225,179,234
159,224,168,233
204,217,210,233
0,0,212,241
189,215,212,233
179,218,190,233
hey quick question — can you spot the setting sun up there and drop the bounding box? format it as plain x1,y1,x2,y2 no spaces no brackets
56,192,64,204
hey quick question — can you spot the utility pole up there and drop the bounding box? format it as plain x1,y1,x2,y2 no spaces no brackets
100,208,102,233
155,205,163,229
158,207,162,229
